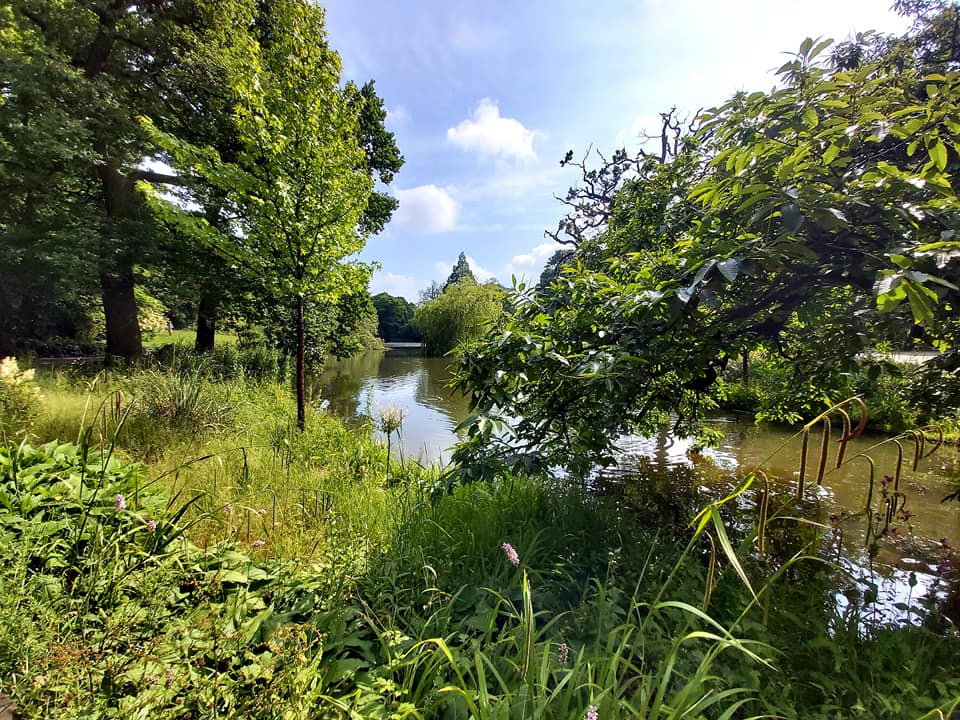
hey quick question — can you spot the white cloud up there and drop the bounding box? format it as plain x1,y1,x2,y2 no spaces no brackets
511,242,558,268
392,185,458,233
467,256,496,282
370,271,420,301
504,242,561,278
447,98,539,160
448,21,505,53
386,105,409,126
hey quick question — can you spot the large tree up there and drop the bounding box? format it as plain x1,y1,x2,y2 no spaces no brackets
443,251,477,290
146,0,377,429
1,0,250,363
373,293,419,342
451,18,960,479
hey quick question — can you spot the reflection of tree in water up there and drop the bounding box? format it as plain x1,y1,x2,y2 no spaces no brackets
310,351,385,418
412,355,471,424
310,350,470,428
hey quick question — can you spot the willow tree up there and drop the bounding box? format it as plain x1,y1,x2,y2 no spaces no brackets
146,0,372,429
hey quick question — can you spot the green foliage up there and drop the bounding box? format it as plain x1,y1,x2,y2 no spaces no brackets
453,19,960,475
415,281,506,356
135,286,169,339
373,292,421,342
0,357,40,439
121,368,235,450
3,376,960,718
714,350,960,434
142,0,382,426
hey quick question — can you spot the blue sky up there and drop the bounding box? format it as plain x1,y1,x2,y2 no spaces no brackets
324,0,909,301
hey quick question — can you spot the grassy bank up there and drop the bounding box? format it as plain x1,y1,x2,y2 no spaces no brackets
1,363,959,718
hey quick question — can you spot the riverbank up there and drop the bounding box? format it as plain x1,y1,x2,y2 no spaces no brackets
1,365,959,718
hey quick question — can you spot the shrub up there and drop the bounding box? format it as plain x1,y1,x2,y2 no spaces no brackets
239,344,286,383
0,357,41,438
122,368,234,444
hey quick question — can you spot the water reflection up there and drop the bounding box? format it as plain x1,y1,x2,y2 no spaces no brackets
314,349,469,463
600,421,960,577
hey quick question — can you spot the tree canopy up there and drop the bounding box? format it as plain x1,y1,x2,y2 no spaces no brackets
144,0,382,428
415,281,506,356
451,12,960,479
373,293,420,342
443,252,477,290
1,0,401,369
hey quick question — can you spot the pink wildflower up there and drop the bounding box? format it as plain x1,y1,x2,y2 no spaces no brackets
584,705,599,720
114,494,126,510
145,519,157,533
252,539,266,548
501,542,520,567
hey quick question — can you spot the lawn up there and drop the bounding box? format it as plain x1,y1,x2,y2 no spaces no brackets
142,328,239,349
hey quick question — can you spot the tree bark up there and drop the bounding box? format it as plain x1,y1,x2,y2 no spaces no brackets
101,262,141,365
195,291,218,353
98,160,143,365
296,295,307,430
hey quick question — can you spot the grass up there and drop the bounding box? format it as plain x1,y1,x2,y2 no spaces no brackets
142,328,239,349
0,365,959,718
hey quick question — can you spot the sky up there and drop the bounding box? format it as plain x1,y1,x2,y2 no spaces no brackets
323,0,911,301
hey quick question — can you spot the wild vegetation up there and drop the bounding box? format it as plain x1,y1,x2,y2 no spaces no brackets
452,12,960,479
3,0,960,717
0,364,958,718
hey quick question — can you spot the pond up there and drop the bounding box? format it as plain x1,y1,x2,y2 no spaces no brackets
316,349,960,609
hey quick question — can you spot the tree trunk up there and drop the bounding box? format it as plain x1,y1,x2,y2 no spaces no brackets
101,262,142,365
99,160,142,365
296,295,307,431
195,291,218,353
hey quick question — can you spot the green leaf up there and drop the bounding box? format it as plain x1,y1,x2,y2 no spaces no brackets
928,138,948,171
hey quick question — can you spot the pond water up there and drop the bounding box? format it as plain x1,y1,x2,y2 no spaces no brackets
316,349,960,605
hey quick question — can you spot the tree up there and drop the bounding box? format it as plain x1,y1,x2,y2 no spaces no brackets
536,248,575,292
451,22,960,478
1,0,249,363
443,252,476,290
146,0,375,429
415,282,505,356
373,293,420,342
419,280,443,303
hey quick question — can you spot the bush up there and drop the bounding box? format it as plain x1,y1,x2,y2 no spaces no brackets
239,344,286,383
23,337,103,358
0,357,41,438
